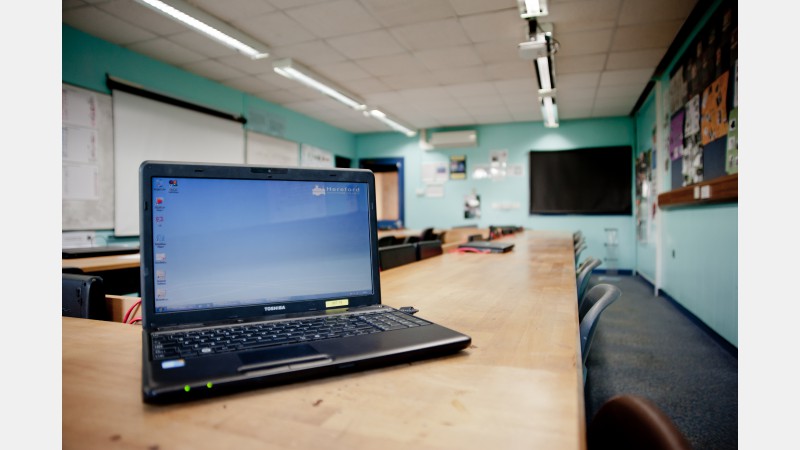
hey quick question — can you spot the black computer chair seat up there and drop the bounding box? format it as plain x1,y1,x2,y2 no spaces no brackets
379,244,418,270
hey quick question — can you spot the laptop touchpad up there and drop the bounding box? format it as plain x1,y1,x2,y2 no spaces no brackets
237,344,332,372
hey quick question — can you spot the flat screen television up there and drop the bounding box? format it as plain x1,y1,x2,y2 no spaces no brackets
529,146,632,215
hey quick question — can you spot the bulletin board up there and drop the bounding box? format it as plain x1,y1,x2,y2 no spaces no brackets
62,83,115,231
667,2,737,190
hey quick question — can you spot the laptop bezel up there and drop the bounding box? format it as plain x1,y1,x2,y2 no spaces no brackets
139,161,383,331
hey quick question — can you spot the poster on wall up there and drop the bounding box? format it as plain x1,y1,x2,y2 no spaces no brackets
669,110,685,161
464,190,481,219
669,68,687,114
684,95,701,137
700,71,729,146
682,136,703,186
726,108,738,174
450,155,466,180
300,144,334,167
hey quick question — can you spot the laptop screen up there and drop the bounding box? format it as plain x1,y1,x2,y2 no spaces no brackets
150,176,374,314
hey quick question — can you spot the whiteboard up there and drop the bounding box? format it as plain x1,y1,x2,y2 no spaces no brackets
246,131,299,166
62,84,114,231
113,90,245,236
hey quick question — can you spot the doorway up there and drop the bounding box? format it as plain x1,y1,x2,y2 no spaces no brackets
359,158,404,229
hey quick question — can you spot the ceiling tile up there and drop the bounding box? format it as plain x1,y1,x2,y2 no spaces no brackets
485,61,537,80
355,53,428,77
554,29,614,57
414,45,482,71
430,66,491,84
360,0,456,27
328,30,406,59
285,0,382,38
268,0,329,10
606,49,665,70
445,81,498,98
618,0,698,26
272,40,348,65
390,18,471,51
316,61,372,82
63,0,700,131
127,38,208,66
223,76,274,94
189,0,275,23
557,72,601,89
63,6,156,45
611,20,685,52
380,72,439,90
216,53,275,75
460,9,528,44
180,60,247,81
448,0,517,16
97,0,188,35
554,54,608,74
545,0,622,30
475,38,523,64
235,11,316,47
599,68,653,86
339,77,390,95
167,31,239,58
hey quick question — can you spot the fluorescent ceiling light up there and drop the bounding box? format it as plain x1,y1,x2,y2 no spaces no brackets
368,110,417,137
135,0,269,59
273,58,366,111
517,0,548,19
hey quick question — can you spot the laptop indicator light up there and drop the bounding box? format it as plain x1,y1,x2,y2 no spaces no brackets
184,385,190,392
207,382,213,389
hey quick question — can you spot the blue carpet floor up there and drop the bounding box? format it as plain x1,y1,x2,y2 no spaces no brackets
583,274,738,450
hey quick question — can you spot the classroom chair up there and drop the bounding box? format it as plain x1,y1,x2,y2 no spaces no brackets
576,257,602,307
62,273,107,320
378,244,418,270
416,240,443,260
378,235,398,247
587,394,691,450
579,284,621,381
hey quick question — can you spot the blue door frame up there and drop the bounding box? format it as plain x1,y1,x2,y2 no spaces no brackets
359,157,404,230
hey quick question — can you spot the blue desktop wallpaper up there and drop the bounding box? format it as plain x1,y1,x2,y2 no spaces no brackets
151,177,373,313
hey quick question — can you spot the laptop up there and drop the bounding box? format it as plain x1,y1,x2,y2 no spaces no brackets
139,161,471,404
458,241,515,253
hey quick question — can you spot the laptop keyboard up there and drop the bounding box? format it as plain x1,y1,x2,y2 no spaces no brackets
151,310,430,361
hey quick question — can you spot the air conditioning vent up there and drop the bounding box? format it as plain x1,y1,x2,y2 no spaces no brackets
428,130,477,149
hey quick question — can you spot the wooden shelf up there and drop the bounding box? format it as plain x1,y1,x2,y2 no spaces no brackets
658,173,738,209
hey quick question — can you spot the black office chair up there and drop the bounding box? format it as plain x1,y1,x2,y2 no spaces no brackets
588,394,692,450
416,240,443,260
579,284,621,380
378,235,398,247
576,257,602,307
379,244,418,270
432,230,447,245
62,273,107,319
419,227,436,241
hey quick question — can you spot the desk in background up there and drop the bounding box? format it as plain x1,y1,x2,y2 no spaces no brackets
62,253,141,319
62,231,584,449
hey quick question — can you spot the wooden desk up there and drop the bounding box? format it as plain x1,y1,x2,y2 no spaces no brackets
62,231,584,449
62,253,140,272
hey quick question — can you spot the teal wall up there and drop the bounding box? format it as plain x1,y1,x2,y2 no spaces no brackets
632,0,737,346
356,118,637,271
